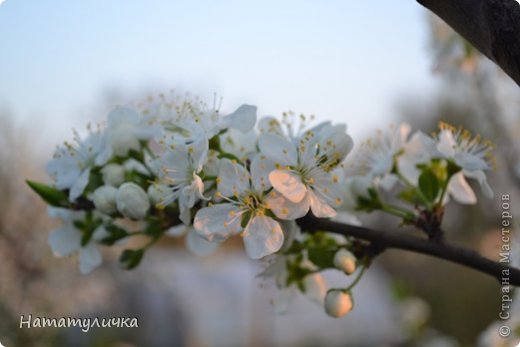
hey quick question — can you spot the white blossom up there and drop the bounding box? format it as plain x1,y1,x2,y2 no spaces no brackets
399,124,494,205
259,253,328,313
46,128,111,202
154,144,208,224
436,124,494,200
258,120,352,218
106,106,158,157
47,207,107,274
193,158,284,259
158,100,257,153
350,123,411,190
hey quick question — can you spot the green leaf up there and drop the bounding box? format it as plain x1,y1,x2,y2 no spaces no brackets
26,180,69,207
307,247,336,269
100,224,129,246
418,169,440,202
119,249,145,270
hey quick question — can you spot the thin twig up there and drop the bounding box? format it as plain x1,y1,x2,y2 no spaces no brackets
299,214,520,286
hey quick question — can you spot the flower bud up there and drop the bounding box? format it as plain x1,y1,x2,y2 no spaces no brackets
333,248,357,275
92,185,118,214
116,182,150,220
325,290,353,318
101,163,125,187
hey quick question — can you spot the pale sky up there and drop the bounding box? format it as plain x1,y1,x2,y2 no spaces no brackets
0,0,438,155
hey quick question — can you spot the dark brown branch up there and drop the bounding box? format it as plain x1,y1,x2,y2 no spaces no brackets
417,0,520,86
300,215,520,286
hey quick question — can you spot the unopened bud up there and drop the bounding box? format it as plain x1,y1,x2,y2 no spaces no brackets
92,185,117,214
325,290,353,318
101,163,125,187
116,182,150,220
333,248,357,275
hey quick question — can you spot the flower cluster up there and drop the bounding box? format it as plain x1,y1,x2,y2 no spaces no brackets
346,122,494,239
29,94,494,317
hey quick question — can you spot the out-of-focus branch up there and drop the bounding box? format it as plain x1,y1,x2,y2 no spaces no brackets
417,0,520,86
299,215,520,286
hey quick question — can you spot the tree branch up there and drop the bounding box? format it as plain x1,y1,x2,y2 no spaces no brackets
299,215,520,286
417,0,520,86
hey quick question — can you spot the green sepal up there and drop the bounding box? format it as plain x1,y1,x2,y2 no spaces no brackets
119,249,145,270
418,169,440,203
26,180,69,207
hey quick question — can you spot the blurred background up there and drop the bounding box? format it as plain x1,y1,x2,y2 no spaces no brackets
0,1,519,346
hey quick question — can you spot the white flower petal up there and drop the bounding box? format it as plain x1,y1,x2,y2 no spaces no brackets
316,125,354,164
108,106,140,125
266,190,309,220
242,216,284,259
92,225,110,242
69,168,91,202
95,145,113,166
448,172,477,204
79,243,102,274
455,153,489,171
218,159,251,197
250,154,275,192
47,207,85,221
269,170,307,203
308,190,336,218
464,170,494,198
303,273,328,305
48,225,81,257
46,155,81,190
258,133,297,167
437,130,456,158
378,173,399,191
193,203,243,242
220,104,257,133
273,287,297,315
188,136,209,171
186,229,220,256
258,116,284,136
220,129,257,161
166,224,188,237
179,202,191,225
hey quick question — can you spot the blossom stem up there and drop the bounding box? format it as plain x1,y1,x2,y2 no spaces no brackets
435,175,453,209
344,257,369,292
299,215,520,286
381,203,416,222
395,170,432,209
